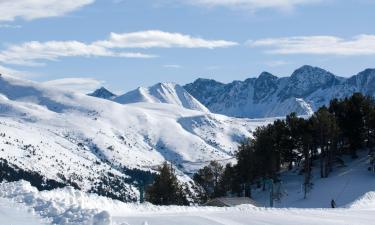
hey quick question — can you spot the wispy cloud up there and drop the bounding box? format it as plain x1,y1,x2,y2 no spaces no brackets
248,35,375,56
181,0,320,11
0,0,95,22
96,30,238,49
0,41,156,66
0,65,37,78
0,30,236,66
43,77,104,93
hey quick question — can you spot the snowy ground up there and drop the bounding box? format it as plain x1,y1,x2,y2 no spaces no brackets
0,147,374,225
252,150,375,208
0,197,46,225
2,151,373,225
112,207,374,225
0,184,373,225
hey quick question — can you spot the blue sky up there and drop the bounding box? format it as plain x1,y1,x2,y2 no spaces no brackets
0,0,375,93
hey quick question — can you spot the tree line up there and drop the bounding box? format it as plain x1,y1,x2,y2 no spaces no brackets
193,93,375,201
146,93,375,205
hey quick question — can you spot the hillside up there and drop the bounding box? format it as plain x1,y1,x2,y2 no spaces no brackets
252,150,375,208
184,66,375,118
0,75,271,201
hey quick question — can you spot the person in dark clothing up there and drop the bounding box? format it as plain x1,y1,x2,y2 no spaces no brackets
331,199,336,208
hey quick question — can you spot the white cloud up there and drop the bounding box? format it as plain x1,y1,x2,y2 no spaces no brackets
0,41,156,66
0,30,235,66
182,0,320,10
43,78,104,93
0,0,95,21
96,30,238,49
249,35,375,56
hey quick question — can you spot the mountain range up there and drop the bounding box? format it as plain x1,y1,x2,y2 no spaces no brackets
184,65,375,118
91,66,375,118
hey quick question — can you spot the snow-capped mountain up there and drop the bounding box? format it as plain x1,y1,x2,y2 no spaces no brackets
88,87,117,100
0,75,269,202
114,82,209,112
184,66,375,118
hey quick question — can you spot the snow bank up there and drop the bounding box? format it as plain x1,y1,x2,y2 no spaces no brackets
1,180,375,225
0,181,258,224
347,192,375,209
0,181,111,225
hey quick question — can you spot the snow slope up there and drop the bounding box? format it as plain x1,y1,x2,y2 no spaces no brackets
184,66,375,118
114,82,209,112
0,75,270,201
1,180,374,225
251,150,375,208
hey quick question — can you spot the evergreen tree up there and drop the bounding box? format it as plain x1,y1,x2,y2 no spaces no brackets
235,139,259,192
330,93,367,158
146,161,188,205
310,107,339,178
216,163,239,197
193,161,223,198
368,106,375,151
253,125,279,180
272,120,293,170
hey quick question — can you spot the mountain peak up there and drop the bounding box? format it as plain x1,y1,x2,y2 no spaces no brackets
191,78,224,86
115,82,209,112
88,87,116,100
292,65,329,77
258,71,277,80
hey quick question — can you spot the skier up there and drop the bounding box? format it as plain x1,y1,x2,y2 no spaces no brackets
331,199,336,208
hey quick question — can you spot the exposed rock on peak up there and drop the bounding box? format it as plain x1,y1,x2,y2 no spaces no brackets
88,87,116,100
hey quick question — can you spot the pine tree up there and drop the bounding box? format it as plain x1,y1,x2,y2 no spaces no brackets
146,161,188,205
193,160,223,198
311,107,339,178
216,163,238,197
